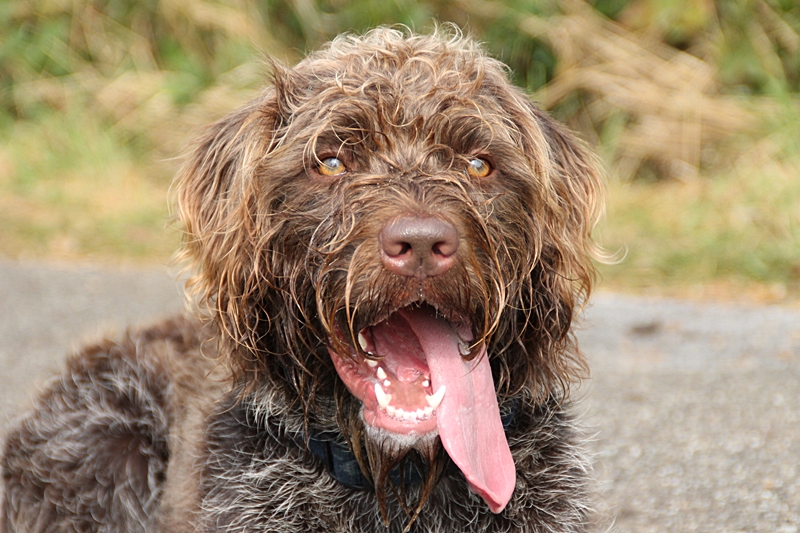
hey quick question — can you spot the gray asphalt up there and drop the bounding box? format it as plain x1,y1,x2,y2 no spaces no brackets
1,260,798,532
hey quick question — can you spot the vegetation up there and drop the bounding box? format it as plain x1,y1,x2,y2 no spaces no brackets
1,0,798,301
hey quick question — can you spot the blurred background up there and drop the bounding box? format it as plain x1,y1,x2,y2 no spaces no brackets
1,0,798,302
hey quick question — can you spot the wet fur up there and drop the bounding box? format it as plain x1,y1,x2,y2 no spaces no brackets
2,28,603,532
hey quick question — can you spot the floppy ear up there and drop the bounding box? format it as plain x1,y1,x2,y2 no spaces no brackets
174,87,283,358
492,90,604,399
177,96,269,295
530,104,604,291
528,104,604,393
174,61,334,394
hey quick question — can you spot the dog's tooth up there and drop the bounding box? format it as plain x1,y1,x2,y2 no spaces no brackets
386,405,397,417
416,409,426,419
376,367,387,380
426,386,446,409
423,406,434,418
374,383,392,409
366,359,378,368
395,408,406,419
422,379,430,388
358,332,369,352
383,379,391,387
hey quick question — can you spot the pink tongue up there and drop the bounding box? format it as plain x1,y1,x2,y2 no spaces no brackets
400,308,516,513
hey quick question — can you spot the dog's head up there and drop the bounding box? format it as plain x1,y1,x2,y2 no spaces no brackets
176,27,602,520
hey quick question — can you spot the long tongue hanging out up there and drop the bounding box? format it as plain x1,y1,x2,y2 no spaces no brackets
399,307,516,513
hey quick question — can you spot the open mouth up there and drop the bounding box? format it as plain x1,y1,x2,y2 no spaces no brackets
329,305,468,435
328,303,516,514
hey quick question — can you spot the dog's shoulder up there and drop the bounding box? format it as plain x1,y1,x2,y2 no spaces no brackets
1,314,228,533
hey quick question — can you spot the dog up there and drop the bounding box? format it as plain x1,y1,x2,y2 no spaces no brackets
1,28,604,532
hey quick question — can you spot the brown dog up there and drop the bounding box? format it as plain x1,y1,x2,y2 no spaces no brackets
2,28,604,532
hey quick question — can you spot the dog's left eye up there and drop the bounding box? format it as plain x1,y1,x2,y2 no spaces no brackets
467,158,492,178
317,157,347,176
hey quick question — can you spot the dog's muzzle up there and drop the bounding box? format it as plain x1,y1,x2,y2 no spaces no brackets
328,304,516,513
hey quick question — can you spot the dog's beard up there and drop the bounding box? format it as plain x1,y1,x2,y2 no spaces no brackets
341,398,447,529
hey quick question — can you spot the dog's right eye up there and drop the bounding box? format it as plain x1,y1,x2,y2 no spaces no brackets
466,157,492,179
317,157,347,176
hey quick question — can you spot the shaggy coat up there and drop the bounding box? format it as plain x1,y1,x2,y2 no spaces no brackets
2,29,604,533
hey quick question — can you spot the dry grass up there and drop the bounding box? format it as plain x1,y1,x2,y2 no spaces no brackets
3,0,279,156
521,0,762,181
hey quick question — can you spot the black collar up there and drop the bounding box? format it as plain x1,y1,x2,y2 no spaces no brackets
307,398,520,489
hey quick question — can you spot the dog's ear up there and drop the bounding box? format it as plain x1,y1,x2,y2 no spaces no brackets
174,80,285,340
495,92,605,397
175,61,330,391
529,104,604,285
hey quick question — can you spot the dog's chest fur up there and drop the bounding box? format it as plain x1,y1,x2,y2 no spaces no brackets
149,335,591,533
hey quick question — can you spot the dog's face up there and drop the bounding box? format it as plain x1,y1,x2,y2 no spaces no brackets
177,28,602,517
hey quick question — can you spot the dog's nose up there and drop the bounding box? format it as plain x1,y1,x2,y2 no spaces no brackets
379,216,459,278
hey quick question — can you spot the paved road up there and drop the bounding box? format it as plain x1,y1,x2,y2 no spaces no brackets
1,261,798,532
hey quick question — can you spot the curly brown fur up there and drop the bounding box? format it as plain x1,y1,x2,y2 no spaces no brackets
2,27,603,532
1,317,222,532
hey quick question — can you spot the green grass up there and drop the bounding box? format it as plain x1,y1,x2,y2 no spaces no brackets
596,136,800,301
0,106,179,263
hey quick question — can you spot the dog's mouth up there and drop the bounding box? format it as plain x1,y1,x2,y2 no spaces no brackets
328,303,515,513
